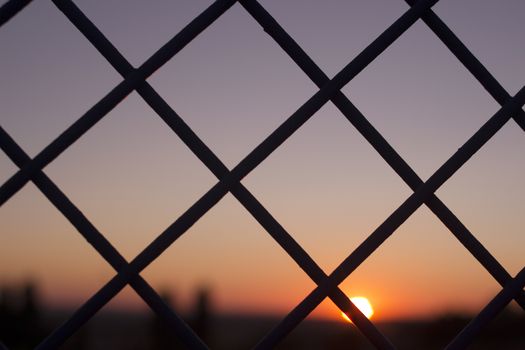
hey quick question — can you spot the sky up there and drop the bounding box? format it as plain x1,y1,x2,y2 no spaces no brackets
1,0,524,323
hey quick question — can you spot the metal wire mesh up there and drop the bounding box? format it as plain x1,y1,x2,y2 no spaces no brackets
1,0,524,349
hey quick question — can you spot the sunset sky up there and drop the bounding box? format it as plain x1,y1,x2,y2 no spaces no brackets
1,0,524,323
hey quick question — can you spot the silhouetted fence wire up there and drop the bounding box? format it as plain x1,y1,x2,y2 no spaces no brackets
0,0,524,349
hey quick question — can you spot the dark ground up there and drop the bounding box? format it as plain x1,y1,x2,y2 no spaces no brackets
2,283,524,349
2,308,524,349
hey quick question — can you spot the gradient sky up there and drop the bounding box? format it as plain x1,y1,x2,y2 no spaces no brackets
1,0,524,322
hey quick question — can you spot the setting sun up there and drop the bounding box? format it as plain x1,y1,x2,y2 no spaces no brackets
341,297,374,323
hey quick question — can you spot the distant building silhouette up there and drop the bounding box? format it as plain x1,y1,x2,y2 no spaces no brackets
0,281,44,349
191,286,212,343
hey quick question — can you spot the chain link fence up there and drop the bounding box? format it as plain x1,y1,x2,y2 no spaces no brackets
1,0,524,348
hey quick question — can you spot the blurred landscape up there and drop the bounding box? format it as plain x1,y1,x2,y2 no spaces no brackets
2,281,524,350
1,1,525,349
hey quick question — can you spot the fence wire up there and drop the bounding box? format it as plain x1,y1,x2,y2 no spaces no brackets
0,0,524,349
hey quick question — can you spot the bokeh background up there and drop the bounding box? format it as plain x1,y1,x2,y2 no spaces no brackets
1,0,524,347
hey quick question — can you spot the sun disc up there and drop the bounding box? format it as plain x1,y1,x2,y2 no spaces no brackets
341,296,374,322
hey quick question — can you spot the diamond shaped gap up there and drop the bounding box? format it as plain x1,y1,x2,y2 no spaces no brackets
142,192,316,342
0,183,115,313
333,207,509,349
433,0,525,94
147,2,318,168
242,102,412,273
259,0,407,78
74,0,214,67
338,206,503,326
436,122,525,276
342,20,501,180
44,91,217,261
0,0,121,157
